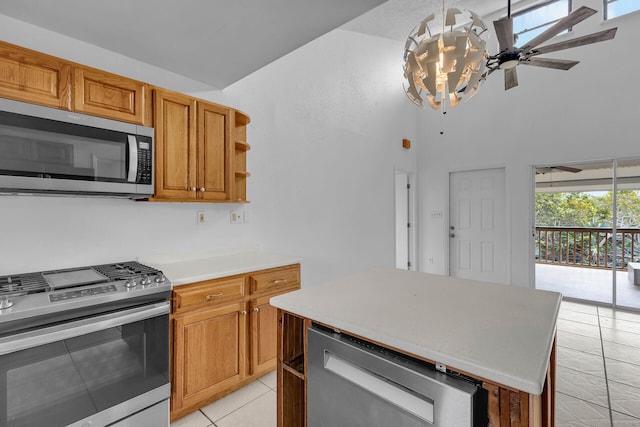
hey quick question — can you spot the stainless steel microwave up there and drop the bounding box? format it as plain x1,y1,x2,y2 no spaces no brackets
0,98,154,199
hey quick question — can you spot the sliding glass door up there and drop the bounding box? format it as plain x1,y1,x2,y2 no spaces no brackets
614,159,640,309
534,158,640,309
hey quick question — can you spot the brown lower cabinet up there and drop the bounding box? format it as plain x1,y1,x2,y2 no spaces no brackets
277,309,556,427
170,264,300,422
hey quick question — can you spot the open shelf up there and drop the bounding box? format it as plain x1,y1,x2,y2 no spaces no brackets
283,354,305,380
235,141,251,151
232,109,250,203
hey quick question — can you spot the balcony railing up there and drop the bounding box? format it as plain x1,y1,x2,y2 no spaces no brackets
535,226,640,269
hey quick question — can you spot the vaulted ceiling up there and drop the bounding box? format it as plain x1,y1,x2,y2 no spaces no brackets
0,0,513,89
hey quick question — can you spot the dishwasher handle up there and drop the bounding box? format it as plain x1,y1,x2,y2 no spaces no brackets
324,351,434,423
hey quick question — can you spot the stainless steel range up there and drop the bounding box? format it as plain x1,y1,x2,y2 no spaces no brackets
0,261,172,427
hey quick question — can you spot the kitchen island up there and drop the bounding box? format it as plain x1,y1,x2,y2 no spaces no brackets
270,268,561,427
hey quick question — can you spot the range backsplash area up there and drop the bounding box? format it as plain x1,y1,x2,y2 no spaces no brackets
0,195,255,275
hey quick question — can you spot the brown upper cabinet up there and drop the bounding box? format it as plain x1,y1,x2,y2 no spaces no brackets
0,41,250,203
0,41,71,109
73,66,149,125
153,88,231,201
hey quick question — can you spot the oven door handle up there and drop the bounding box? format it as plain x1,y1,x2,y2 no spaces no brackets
0,301,169,356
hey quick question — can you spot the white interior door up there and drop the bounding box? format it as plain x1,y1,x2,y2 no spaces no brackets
395,172,409,270
449,168,507,283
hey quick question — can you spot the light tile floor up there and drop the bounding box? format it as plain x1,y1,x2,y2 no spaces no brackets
172,301,640,427
170,371,276,427
557,301,640,426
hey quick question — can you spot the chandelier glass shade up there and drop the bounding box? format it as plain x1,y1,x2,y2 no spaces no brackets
403,8,489,112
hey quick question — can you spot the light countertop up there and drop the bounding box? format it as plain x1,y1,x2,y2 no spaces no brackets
139,250,301,286
270,268,561,395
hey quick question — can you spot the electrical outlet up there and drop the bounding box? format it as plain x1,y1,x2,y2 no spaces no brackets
230,210,241,224
197,211,205,224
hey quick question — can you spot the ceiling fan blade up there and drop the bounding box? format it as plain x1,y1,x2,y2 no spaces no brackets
493,17,514,51
554,166,582,173
505,67,518,90
528,27,617,56
521,57,579,70
522,6,597,52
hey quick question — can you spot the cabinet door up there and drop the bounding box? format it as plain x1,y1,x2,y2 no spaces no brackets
197,102,231,200
73,66,148,124
0,41,71,109
154,89,197,199
172,302,247,412
249,295,280,376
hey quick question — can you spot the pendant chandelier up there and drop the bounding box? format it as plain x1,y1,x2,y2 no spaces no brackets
403,4,489,112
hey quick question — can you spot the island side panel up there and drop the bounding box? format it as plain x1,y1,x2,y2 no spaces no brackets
277,309,309,427
278,312,557,427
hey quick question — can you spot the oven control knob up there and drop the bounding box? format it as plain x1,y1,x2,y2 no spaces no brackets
125,278,137,288
154,273,167,284
140,274,152,286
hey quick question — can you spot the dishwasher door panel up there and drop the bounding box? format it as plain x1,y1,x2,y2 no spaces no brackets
307,326,481,427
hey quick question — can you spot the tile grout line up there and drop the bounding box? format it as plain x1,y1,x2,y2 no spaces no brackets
199,408,215,426
208,386,274,425
597,306,614,427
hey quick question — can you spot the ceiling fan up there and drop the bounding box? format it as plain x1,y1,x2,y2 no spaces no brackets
486,0,618,90
536,165,582,174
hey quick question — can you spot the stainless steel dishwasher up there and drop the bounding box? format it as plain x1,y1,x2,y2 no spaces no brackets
307,324,488,427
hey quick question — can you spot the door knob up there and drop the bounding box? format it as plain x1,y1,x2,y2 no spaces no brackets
450,233,455,238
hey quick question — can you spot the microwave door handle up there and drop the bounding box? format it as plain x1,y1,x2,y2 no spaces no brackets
127,135,138,182
0,301,169,356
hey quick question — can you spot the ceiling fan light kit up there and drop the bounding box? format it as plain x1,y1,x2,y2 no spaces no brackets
404,0,618,111
402,7,489,112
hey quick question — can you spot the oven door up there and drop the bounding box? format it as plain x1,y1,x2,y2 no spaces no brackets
0,302,169,427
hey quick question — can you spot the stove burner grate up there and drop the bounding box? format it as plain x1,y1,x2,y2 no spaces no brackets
0,272,49,296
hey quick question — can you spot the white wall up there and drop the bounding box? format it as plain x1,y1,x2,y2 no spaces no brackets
417,0,640,287
0,15,418,285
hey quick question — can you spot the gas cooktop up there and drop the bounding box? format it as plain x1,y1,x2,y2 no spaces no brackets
0,261,163,297
0,261,171,322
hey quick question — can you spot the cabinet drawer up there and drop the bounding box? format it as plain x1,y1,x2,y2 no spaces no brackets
249,265,300,295
173,277,244,313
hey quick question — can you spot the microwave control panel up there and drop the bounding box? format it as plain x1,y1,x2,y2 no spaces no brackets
137,137,153,184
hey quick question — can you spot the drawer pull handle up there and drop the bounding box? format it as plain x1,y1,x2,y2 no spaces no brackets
273,279,288,284
205,293,223,301
253,307,260,312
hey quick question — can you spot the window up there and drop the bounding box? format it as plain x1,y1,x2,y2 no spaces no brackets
512,0,571,47
605,0,640,20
